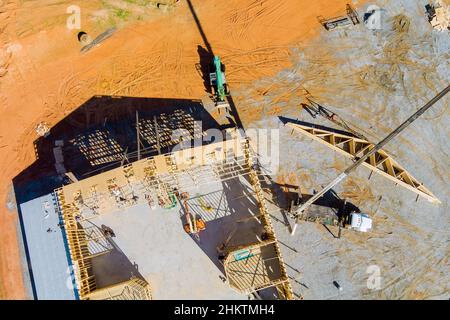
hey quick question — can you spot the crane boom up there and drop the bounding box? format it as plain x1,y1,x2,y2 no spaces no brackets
291,84,450,235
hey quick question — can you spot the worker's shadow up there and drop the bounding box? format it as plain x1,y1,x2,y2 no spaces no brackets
196,45,214,95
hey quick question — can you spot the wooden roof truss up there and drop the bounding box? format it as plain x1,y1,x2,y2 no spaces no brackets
287,123,440,204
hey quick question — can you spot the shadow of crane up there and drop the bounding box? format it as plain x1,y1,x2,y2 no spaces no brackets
186,0,244,130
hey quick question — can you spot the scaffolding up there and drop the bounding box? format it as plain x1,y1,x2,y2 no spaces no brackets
138,108,205,151
55,187,152,300
85,277,152,300
54,189,98,298
224,240,290,296
55,132,294,300
236,138,295,299
71,130,124,166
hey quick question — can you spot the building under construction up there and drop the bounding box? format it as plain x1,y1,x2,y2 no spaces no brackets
15,97,293,300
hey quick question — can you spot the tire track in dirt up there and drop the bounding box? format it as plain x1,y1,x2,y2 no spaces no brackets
221,45,292,85
223,0,291,43
0,0,28,300
1,0,373,299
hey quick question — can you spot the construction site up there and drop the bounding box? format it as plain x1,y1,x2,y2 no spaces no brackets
0,0,449,301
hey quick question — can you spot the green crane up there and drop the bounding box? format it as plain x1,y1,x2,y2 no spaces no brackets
209,56,230,105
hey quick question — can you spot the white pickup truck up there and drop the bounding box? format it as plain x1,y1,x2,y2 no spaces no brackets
350,213,373,232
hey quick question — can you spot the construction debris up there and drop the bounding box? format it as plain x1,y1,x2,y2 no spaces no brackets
425,0,449,31
317,4,360,30
35,122,50,137
77,32,92,46
81,28,116,54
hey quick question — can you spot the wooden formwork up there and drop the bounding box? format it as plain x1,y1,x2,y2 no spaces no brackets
60,134,246,216
240,138,295,300
54,188,97,299
138,107,204,151
85,277,152,300
224,239,291,296
54,135,245,297
56,133,293,300
55,187,151,300
287,123,440,204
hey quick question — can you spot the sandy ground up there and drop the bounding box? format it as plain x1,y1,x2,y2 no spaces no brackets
235,0,449,300
0,0,359,299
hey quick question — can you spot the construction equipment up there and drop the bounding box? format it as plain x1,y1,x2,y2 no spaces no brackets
286,122,440,203
318,4,360,31
283,182,368,236
209,56,230,110
290,84,449,235
179,192,206,234
293,207,371,234
349,213,372,232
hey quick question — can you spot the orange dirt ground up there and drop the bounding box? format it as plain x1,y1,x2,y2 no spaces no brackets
0,0,365,299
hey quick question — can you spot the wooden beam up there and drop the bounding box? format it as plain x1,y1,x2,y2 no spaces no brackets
136,111,140,161
153,116,161,155
287,123,440,204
